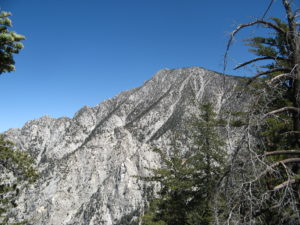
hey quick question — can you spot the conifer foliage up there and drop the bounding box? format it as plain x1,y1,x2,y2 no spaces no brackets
140,103,226,225
220,0,300,224
0,11,25,74
0,10,36,225
0,135,38,225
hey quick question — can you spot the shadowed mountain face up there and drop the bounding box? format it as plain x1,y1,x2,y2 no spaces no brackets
5,67,249,225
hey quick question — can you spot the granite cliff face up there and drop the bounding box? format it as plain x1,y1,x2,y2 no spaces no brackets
5,67,249,225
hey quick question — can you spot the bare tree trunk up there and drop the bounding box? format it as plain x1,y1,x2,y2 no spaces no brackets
283,0,300,147
293,40,300,147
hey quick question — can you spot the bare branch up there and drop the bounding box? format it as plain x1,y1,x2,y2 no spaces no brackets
253,204,281,217
223,19,285,74
235,56,287,70
218,2,300,223
232,20,286,36
273,179,297,191
265,150,300,156
266,106,300,115
281,131,300,135
247,68,291,84
270,158,300,167
268,73,293,84
249,158,300,185
261,0,276,20
270,64,300,85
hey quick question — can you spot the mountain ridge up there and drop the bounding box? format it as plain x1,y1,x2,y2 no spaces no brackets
4,66,250,225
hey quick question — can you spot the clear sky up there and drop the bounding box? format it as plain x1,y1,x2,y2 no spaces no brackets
0,0,290,132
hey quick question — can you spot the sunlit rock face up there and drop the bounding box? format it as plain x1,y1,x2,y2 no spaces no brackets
5,67,249,225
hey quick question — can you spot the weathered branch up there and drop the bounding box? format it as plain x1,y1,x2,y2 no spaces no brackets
253,203,281,217
223,19,286,73
235,56,287,70
265,150,300,156
270,158,300,167
273,179,297,191
231,20,286,37
266,106,300,115
247,68,291,84
261,0,276,20
268,73,293,84
281,131,300,135
250,158,300,185
269,64,300,84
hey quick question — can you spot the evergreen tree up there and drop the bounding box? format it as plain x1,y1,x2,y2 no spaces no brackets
0,11,25,74
140,102,226,225
188,103,227,225
0,10,36,225
220,0,300,224
0,135,38,225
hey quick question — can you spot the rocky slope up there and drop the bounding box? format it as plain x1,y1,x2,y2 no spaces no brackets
5,67,249,225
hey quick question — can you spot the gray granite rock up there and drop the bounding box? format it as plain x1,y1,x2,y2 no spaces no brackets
4,67,249,225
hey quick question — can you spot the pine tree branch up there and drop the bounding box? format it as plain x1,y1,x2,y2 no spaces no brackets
281,131,300,135
247,68,291,84
273,179,298,191
234,56,287,70
269,64,299,84
265,150,300,156
232,20,285,37
253,203,281,217
266,106,300,115
253,158,300,183
223,19,285,73
268,73,293,84
270,158,300,167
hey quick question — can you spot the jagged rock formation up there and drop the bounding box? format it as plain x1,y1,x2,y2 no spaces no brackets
4,67,249,225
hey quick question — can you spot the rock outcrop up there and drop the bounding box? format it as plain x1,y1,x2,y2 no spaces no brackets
4,67,249,225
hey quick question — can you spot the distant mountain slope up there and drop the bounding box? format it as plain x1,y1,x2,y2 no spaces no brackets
5,67,249,225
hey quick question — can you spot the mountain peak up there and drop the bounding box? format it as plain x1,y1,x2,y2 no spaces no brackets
5,67,248,225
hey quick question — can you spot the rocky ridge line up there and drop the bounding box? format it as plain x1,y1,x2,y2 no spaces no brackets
5,67,249,225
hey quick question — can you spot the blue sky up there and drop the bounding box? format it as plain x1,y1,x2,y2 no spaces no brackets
0,0,289,131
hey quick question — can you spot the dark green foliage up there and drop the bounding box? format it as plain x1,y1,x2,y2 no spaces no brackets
245,18,296,150
0,11,25,74
0,10,35,224
0,135,38,225
141,147,197,225
116,209,140,225
226,1,300,223
140,103,226,225
141,199,167,225
188,103,227,225
244,17,291,71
